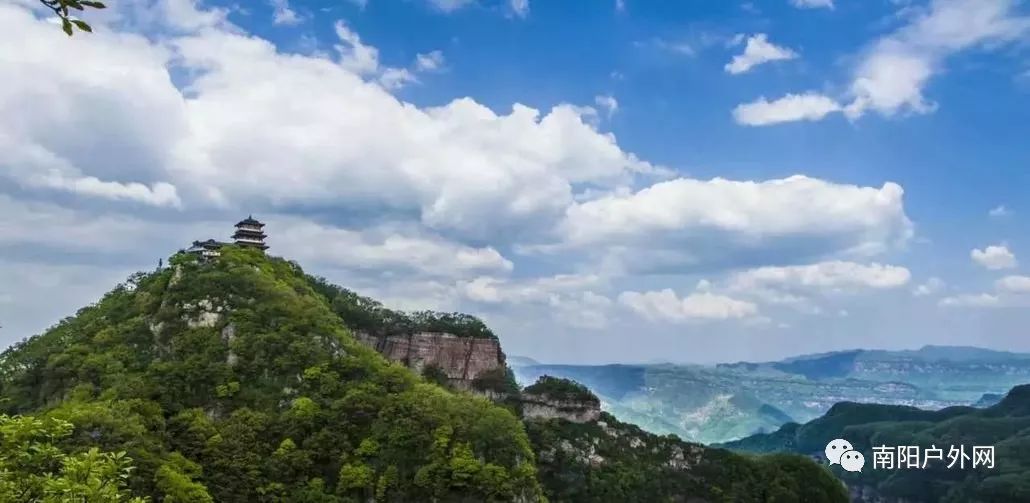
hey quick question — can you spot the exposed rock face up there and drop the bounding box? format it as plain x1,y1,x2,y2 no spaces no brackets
522,395,602,423
182,298,225,328
354,331,504,384
221,323,238,366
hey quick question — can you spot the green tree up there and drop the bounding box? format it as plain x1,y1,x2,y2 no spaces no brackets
0,414,145,502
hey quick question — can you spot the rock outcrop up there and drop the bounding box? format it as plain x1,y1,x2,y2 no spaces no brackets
353,331,505,387
521,376,602,423
522,396,602,423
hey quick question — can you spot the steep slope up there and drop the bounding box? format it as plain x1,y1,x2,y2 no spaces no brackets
521,378,848,502
0,246,846,502
0,247,541,502
723,384,1030,502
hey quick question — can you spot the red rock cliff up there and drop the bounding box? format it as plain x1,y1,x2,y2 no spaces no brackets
354,331,505,384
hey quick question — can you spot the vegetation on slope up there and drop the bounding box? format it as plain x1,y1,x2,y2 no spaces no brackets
0,245,848,502
306,275,497,339
724,384,1030,502
526,411,848,502
0,247,539,502
523,376,599,405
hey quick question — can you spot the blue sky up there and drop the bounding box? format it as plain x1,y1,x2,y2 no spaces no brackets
0,0,1028,363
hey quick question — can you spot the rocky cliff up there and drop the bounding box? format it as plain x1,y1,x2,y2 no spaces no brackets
521,376,602,423
353,331,505,387
522,396,602,423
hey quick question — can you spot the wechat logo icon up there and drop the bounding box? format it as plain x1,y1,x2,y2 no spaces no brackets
825,438,865,472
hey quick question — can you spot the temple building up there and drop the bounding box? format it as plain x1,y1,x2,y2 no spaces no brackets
185,239,226,259
185,217,268,259
232,216,268,250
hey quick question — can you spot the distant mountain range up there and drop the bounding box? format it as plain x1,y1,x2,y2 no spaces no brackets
722,384,1030,502
511,345,1030,444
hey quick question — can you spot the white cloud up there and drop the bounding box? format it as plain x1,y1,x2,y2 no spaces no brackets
733,93,842,126
270,0,302,25
0,1,940,361
547,176,912,272
1,135,182,207
619,289,759,323
594,94,618,118
725,33,798,75
997,275,1030,294
846,0,1030,120
459,274,612,329
460,274,602,304
509,0,529,18
741,0,1030,125
333,20,381,75
971,244,1017,270
939,274,1030,309
939,293,1003,308
989,205,1012,217
790,0,833,9
615,0,626,13
0,195,187,253
270,219,514,279
913,276,945,296
415,50,445,72
426,0,476,12
0,5,658,243
378,67,419,90
726,261,910,312
730,261,912,291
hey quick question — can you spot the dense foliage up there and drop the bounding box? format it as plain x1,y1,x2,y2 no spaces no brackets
0,246,849,502
0,414,144,502
306,275,497,339
724,384,1030,502
526,412,848,502
523,376,599,405
0,247,540,501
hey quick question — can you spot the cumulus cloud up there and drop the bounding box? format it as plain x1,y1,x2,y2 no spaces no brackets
971,244,1017,270
1,4,657,243
729,261,912,291
939,293,1004,308
733,93,842,126
459,275,612,328
544,176,912,273
333,20,382,75
270,219,514,279
0,1,930,357
725,33,798,75
913,277,946,296
725,261,910,312
619,289,759,323
738,0,1030,125
940,274,1030,309
270,0,302,25
997,275,1030,294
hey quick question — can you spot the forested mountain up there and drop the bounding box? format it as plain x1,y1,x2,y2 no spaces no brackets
723,384,1030,502
511,345,1030,445
0,246,844,502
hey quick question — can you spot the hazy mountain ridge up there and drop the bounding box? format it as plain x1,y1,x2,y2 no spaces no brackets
512,345,1030,445
722,384,1030,502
